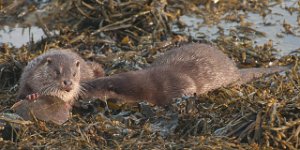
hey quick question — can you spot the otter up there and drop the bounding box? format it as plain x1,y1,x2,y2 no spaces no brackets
17,49,104,105
81,43,289,106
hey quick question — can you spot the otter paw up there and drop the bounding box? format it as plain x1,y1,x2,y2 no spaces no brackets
26,93,40,101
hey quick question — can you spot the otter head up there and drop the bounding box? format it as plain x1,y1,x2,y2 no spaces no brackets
33,53,82,103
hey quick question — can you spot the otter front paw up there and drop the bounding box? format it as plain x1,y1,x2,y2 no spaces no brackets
26,93,40,101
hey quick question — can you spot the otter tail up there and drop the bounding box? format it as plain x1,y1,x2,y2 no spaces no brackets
237,65,291,85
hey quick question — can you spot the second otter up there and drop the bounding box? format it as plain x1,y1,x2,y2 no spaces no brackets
82,43,288,105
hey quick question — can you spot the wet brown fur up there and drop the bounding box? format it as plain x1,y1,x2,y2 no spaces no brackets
82,43,289,105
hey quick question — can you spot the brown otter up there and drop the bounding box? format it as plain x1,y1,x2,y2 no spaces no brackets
82,43,288,106
17,49,104,105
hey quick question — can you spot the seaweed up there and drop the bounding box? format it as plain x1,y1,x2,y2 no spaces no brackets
1,0,300,149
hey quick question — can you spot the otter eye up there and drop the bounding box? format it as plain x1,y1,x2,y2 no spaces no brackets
56,71,61,75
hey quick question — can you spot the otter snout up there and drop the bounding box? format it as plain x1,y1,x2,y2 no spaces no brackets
62,80,73,92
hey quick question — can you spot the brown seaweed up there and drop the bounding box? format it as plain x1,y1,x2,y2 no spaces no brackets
1,0,300,149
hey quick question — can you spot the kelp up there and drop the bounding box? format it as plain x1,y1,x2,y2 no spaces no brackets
1,0,300,149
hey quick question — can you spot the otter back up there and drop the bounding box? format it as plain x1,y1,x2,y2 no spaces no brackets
82,43,289,105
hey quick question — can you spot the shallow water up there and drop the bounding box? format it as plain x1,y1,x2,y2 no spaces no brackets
0,0,57,48
177,0,300,57
0,26,46,47
0,0,299,57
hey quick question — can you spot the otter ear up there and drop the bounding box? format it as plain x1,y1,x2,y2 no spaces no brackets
37,57,52,67
75,61,80,67
45,57,52,65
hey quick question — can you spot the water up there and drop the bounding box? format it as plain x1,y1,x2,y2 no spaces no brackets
0,0,57,48
177,0,300,57
0,0,299,56
0,26,46,47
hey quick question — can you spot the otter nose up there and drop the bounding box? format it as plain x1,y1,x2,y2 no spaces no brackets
62,80,73,92
63,80,72,86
